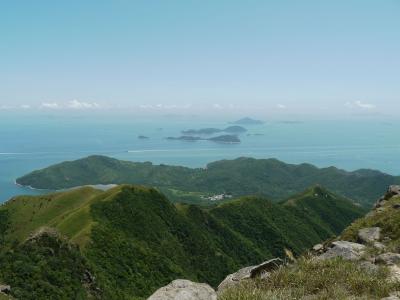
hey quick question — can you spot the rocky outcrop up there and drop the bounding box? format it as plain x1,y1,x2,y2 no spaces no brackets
317,241,366,261
358,227,381,243
147,280,217,300
0,284,11,294
376,253,400,266
382,295,400,300
26,226,60,242
217,258,283,293
375,185,400,209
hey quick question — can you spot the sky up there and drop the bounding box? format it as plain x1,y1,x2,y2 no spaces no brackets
0,0,399,117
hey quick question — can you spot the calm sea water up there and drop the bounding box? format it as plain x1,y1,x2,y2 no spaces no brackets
1,112,399,203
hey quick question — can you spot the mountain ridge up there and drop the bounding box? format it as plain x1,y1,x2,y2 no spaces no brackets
0,184,364,299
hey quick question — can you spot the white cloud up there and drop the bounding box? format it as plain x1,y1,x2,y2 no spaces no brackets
345,101,376,110
213,103,222,109
277,104,287,109
39,100,102,110
20,104,31,109
67,99,100,109
355,101,376,109
41,102,60,109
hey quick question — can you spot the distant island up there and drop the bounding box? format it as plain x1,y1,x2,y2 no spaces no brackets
16,155,400,208
166,136,202,141
138,135,149,139
182,125,247,135
167,134,240,143
231,117,264,125
207,135,240,143
247,133,265,136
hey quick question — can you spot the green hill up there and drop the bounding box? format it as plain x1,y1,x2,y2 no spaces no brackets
16,156,400,207
220,187,400,300
0,185,364,299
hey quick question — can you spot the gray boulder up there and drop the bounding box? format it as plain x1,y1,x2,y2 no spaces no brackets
388,265,400,282
147,280,217,300
217,258,283,293
358,227,381,243
376,253,400,266
359,261,379,274
312,244,324,252
0,284,10,294
374,242,387,251
385,186,400,200
318,241,366,261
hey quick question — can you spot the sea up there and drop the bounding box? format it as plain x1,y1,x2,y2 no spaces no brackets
1,112,400,203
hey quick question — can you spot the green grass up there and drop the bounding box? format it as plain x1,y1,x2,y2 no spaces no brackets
341,194,400,252
2,187,102,246
219,257,400,300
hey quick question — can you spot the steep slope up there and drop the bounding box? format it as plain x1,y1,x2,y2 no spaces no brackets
16,156,400,206
219,186,400,300
0,185,364,299
282,186,366,236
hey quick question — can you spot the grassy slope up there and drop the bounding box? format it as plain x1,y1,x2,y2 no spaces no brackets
16,156,400,206
219,257,400,300
3,187,103,246
220,193,400,300
0,185,365,299
341,193,400,251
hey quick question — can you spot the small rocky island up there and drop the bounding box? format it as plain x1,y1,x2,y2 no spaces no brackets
138,135,149,139
231,117,264,125
166,136,202,141
182,125,247,135
166,135,241,143
207,135,240,143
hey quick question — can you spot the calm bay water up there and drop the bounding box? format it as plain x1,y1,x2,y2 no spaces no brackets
1,112,399,203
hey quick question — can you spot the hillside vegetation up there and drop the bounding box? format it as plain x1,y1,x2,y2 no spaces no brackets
16,155,400,206
0,185,364,299
218,186,400,300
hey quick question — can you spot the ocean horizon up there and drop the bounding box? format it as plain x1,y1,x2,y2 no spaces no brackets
1,113,399,203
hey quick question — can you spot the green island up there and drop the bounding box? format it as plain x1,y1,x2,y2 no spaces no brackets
16,155,400,207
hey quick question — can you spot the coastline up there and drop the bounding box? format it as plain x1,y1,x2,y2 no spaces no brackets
14,180,117,193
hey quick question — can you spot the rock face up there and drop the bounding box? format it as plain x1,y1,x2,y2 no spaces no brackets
318,241,366,261
358,227,381,243
381,296,400,300
217,258,283,293
147,280,217,300
376,253,400,266
375,185,400,209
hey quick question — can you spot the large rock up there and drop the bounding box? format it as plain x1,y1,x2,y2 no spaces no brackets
381,296,400,300
376,253,400,266
318,241,366,261
388,265,400,283
0,284,10,294
358,227,381,243
384,186,400,200
147,280,217,300
375,186,400,208
359,261,379,274
217,258,283,293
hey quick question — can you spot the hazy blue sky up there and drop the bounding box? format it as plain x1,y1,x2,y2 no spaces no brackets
1,0,399,116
